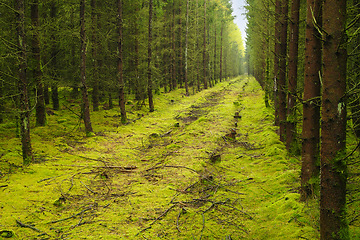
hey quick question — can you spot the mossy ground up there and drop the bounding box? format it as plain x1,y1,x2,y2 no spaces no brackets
0,76,359,239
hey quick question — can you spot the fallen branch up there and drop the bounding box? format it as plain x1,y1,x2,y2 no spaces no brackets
16,220,50,237
0,184,8,188
146,165,199,174
49,206,94,224
53,164,137,173
80,181,97,194
136,205,176,236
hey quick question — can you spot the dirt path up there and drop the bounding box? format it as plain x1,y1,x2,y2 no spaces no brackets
0,76,318,239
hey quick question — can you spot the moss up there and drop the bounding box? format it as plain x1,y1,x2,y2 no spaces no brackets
0,76,324,239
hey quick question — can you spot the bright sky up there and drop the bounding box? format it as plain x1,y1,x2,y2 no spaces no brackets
230,0,248,42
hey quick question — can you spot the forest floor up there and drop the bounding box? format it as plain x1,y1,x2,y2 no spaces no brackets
0,76,330,239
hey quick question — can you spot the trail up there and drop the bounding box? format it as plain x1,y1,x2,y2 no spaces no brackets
0,76,318,239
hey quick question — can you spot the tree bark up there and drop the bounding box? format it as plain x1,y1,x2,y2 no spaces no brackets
80,0,93,134
184,0,189,96
320,0,348,238
15,0,34,165
203,0,208,89
273,0,281,126
172,1,177,89
31,0,46,126
147,0,154,112
50,3,59,111
117,0,127,122
278,0,289,142
286,0,300,152
219,23,223,82
91,0,100,112
300,0,322,201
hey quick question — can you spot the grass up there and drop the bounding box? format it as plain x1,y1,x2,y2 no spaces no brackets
0,76,358,239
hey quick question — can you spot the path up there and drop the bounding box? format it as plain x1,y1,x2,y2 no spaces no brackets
0,76,318,239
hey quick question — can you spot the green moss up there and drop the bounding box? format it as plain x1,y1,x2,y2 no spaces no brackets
0,76,324,239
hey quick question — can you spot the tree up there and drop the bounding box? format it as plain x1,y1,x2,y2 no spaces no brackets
91,0,100,112
117,0,127,123
278,0,289,142
184,0,190,96
300,0,322,201
31,0,46,126
147,0,154,112
320,0,348,238
15,0,34,164
80,0,93,134
203,0,208,89
286,0,300,152
50,2,59,111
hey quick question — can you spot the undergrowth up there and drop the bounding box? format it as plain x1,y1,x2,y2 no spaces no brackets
0,76,358,239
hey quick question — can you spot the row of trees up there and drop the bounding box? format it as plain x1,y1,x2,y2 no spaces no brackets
246,0,357,239
0,0,244,163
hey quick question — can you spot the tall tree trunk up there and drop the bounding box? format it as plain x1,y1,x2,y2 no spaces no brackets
184,0,189,96
50,3,59,111
286,0,300,152
178,0,183,88
15,0,34,165
320,0,348,238
278,0,289,142
214,20,217,84
219,23,223,82
203,0,208,89
117,0,127,122
147,0,154,112
31,0,46,126
196,0,200,92
172,1,177,89
80,0,93,134
300,0,322,201
91,0,99,112
273,0,281,126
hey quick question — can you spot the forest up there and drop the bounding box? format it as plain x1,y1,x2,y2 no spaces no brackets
0,0,359,239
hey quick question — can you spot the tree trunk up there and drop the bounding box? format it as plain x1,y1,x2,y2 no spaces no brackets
91,0,100,112
31,0,46,126
214,20,217,84
273,0,281,126
15,0,34,165
278,0,289,142
50,3,59,111
184,0,189,96
219,23,223,82
178,0,183,88
203,0,208,89
44,85,50,105
80,0,93,134
300,0,322,201
320,0,348,239
286,0,300,153
117,0,127,122
147,0,154,112
172,1,177,89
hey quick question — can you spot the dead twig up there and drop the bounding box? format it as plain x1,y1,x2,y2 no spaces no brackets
136,205,176,236
49,206,94,224
146,165,199,174
176,209,182,232
16,220,50,237
80,181,97,194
